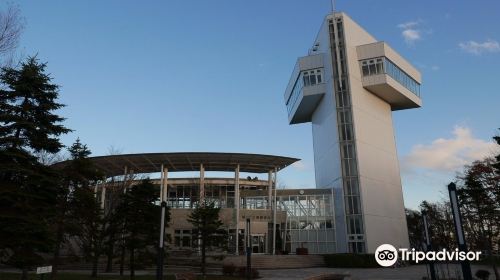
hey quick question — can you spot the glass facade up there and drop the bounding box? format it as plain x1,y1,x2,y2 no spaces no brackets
360,57,421,96
277,192,336,254
205,185,235,208
154,177,338,254
330,17,366,253
286,68,324,115
167,185,199,208
241,196,269,209
385,58,420,96
174,229,193,248
167,184,235,209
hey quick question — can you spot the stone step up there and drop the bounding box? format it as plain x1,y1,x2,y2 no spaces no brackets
56,254,325,271
223,255,325,269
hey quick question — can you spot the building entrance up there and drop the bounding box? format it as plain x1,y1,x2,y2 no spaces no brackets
251,234,265,253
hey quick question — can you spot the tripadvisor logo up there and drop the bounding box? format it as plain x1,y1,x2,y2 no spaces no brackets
375,244,398,267
374,244,482,267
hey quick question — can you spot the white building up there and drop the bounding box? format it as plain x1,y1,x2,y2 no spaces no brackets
284,12,422,253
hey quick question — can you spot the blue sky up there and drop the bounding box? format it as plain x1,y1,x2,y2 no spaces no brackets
12,0,500,209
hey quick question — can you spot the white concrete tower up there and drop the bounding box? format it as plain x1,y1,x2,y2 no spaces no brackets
284,12,421,253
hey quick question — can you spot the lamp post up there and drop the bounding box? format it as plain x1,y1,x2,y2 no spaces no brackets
421,210,436,280
157,201,166,280
448,182,472,280
157,165,166,280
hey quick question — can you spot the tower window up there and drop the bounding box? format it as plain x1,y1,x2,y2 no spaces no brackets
302,68,324,87
360,58,384,76
360,57,420,96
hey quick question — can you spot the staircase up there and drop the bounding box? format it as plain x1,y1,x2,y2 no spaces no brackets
50,253,325,271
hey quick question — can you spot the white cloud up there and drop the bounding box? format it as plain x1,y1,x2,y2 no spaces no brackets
398,20,423,45
398,21,419,29
402,29,421,43
414,63,439,72
459,39,500,55
402,126,498,172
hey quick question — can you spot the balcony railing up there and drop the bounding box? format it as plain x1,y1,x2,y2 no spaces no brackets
360,57,420,97
286,68,325,115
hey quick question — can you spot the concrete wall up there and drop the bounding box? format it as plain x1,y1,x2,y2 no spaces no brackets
309,16,346,253
298,13,411,253
341,13,410,252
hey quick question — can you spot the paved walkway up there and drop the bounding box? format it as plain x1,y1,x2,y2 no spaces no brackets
2,265,496,279
259,265,496,279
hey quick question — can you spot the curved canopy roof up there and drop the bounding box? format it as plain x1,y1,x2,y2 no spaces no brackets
52,152,299,177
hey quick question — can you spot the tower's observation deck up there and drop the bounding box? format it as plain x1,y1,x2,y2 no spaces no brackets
284,41,421,125
357,42,421,110
284,54,326,124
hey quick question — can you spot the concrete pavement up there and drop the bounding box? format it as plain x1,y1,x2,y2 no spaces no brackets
258,264,496,279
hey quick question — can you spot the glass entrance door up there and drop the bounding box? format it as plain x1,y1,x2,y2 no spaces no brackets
251,234,265,253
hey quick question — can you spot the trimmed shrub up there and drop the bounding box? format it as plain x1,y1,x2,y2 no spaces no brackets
237,267,260,278
476,255,500,266
296,248,309,255
323,253,379,268
252,268,260,279
475,270,490,280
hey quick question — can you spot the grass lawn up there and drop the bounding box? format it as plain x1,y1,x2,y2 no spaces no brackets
0,272,242,280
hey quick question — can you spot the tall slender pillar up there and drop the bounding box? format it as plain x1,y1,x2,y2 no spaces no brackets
162,167,168,202
122,166,128,194
159,165,165,201
266,170,273,254
267,170,272,209
272,167,277,255
199,163,205,203
159,165,168,202
100,184,106,209
235,164,240,255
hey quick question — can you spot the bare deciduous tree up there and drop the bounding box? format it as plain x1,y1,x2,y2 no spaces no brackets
0,4,24,57
36,150,65,166
107,145,124,156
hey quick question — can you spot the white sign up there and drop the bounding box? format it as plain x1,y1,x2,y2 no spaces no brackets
36,266,52,274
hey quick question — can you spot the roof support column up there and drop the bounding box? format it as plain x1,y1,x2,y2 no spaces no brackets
199,163,205,204
272,167,277,255
267,170,273,210
160,165,168,202
234,164,240,255
122,166,128,194
100,181,106,210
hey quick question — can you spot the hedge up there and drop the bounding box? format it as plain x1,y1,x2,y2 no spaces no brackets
323,253,379,268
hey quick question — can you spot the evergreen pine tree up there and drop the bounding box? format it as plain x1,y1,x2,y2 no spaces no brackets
115,179,169,280
0,56,71,280
187,201,227,276
51,139,101,279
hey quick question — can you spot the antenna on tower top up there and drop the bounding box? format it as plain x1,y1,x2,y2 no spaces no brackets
331,0,336,13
